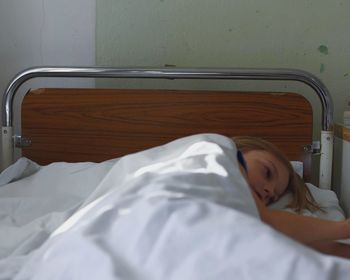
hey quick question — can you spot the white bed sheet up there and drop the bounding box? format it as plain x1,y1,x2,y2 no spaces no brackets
1,134,349,279
0,157,119,278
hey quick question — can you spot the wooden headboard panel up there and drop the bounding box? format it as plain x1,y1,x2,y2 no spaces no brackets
21,88,313,179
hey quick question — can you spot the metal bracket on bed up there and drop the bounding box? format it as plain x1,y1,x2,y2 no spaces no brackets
14,135,32,148
1,66,334,189
304,141,321,154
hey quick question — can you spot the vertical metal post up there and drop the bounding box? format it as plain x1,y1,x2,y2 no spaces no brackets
1,126,13,171
319,130,334,189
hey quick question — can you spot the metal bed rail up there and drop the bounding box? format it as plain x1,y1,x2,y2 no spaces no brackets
1,67,334,188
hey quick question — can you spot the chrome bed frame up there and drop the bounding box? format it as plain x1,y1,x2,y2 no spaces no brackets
1,67,333,188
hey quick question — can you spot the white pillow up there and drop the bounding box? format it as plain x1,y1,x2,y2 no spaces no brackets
269,183,345,221
286,161,345,220
290,161,303,177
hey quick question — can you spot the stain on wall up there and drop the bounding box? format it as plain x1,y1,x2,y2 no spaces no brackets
318,45,329,55
320,63,325,73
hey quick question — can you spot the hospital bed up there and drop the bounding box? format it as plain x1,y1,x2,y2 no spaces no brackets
0,66,349,279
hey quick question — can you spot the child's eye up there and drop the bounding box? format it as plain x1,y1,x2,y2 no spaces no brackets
265,167,272,179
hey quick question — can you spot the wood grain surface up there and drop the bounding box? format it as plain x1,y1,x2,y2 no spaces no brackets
21,88,313,178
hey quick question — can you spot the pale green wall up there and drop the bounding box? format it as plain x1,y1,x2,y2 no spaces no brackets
96,0,349,126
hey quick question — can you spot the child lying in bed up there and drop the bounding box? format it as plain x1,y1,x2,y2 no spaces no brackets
7,133,350,279
234,136,350,259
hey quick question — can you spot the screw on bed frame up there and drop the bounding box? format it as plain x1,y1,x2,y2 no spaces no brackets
13,135,32,148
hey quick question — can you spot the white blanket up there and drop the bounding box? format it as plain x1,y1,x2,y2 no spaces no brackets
0,157,119,278
2,133,349,280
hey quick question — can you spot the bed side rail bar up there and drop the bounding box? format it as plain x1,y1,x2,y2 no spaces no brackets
1,67,334,188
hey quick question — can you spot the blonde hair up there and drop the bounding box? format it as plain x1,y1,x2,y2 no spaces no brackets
232,136,323,213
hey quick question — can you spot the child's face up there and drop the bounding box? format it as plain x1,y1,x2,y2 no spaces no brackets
242,150,289,205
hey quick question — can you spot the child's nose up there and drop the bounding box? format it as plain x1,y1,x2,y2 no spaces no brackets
263,185,276,201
